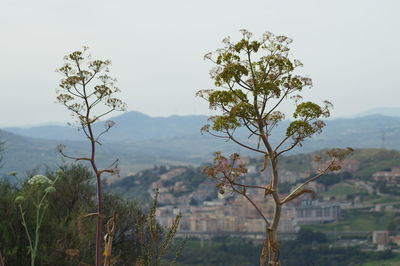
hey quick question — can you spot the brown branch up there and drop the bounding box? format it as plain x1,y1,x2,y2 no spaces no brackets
246,48,258,90
228,82,251,99
85,69,100,86
64,72,84,97
58,150,91,161
242,119,261,137
103,213,117,266
97,169,115,176
89,97,103,109
281,159,336,204
274,134,295,154
237,78,252,91
205,130,230,139
264,87,290,118
232,181,269,191
275,138,300,157
91,108,116,123
81,125,91,140
95,125,113,143
225,130,265,154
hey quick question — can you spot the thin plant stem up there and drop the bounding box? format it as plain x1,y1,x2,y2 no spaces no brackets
0,250,4,266
18,204,34,265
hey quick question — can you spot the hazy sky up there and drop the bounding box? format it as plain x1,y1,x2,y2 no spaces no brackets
1,0,399,127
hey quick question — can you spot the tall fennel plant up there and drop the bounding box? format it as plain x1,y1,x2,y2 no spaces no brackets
198,30,352,265
55,47,126,265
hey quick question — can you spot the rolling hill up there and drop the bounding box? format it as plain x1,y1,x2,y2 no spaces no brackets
1,111,400,176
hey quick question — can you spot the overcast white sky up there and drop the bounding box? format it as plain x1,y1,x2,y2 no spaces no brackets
0,0,399,127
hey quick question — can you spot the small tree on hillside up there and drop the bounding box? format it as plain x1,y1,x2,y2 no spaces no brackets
198,30,352,266
56,47,126,265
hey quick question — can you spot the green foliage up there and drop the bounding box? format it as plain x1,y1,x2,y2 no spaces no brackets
199,29,331,149
280,242,367,266
363,252,398,266
286,120,319,138
167,237,388,266
375,180,400,196
168,237,260,266
314,172,353,187
293,102,326,119
322,181,368,198
108,166,169,203
211,115,241,131
277,152,314,173
296,228,327,245
135,190,185,266
15,173,60,266
109,166,209,202
348,149,400,179
303,210,396,232
0,165,182,265
0,180,28,265
387,217,400,231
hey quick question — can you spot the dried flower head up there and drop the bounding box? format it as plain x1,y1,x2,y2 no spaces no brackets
65,249,80,257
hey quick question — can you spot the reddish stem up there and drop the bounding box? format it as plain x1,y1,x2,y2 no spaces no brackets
0,250,4,266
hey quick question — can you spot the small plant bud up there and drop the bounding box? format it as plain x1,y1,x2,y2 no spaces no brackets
44,186,57,194
14,196,25,204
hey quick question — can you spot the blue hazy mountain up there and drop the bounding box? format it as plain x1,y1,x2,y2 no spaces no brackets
4,111,209,141
1,111,400,176
355,107,400,117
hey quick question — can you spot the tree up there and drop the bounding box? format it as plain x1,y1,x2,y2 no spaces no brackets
296,228,327,245
198,30,352,265
55,47,126,265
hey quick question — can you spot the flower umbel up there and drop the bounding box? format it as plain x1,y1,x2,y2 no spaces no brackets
27,175,53,186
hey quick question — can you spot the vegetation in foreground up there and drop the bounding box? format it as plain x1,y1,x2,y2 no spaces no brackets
166,231,397,266
0,165,183,265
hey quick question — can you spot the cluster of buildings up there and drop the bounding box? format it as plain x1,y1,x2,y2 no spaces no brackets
148,161,399,248
155,177,340,235
372,167,400,185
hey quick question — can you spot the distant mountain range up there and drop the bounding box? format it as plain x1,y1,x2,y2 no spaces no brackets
1,111,400,176
4,111,209,142
355,107,400,118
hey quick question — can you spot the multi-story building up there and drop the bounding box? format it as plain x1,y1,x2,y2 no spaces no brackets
372,167,400,185
373,231,389,250
293,200,340,225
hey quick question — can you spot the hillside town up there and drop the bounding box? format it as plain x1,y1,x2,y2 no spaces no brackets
144,156,400,250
